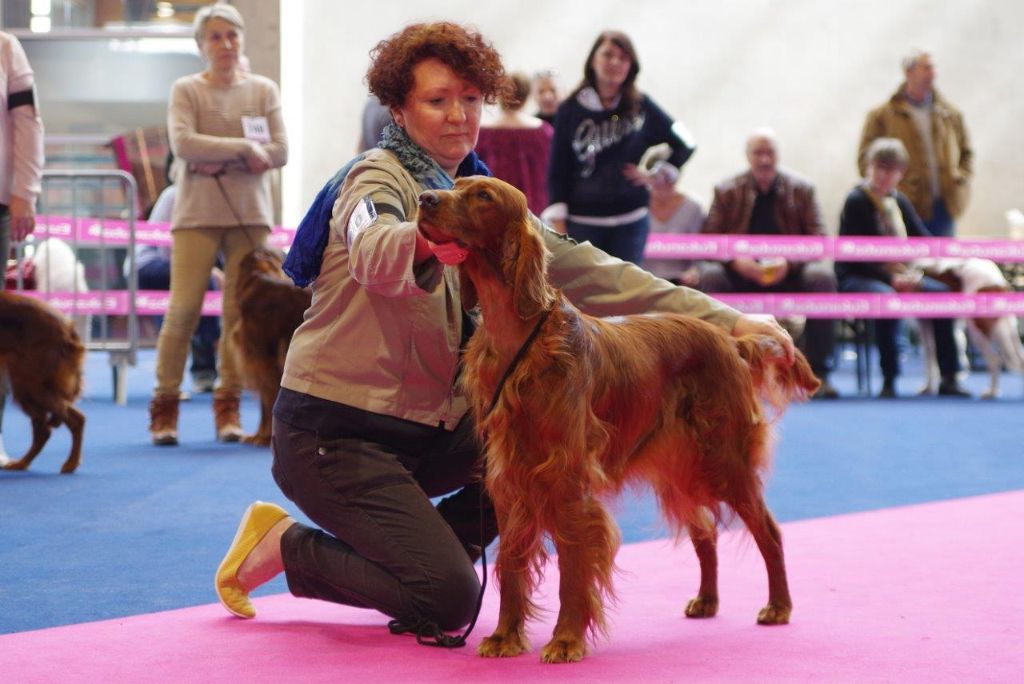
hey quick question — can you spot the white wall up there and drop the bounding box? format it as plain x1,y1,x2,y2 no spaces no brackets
281,0,1024,237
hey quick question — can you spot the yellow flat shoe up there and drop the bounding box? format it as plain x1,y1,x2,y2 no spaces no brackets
215,501,289,618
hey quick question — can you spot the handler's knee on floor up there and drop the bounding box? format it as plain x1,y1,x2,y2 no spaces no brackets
415,558,481,631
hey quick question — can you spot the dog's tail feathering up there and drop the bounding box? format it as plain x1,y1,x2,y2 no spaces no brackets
734,335,821,416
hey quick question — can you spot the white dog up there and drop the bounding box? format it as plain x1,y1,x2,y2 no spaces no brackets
29,238,92,344
918,257,1023,399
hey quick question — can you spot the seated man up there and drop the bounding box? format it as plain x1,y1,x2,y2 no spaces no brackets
698,128,839,398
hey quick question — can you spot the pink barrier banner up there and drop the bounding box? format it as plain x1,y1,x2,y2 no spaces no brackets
713,292,1024,318
643,233,1024,262
134,290,223,316
31,216,1024,262
20,290,223,316
832,236,938,262
19,289,1024,319
937,239,1024,261
35,215,297,249
728,235,831,260
643,235,728,260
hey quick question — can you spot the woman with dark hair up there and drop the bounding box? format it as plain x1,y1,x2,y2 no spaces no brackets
214,21,795,645
546,30,696,264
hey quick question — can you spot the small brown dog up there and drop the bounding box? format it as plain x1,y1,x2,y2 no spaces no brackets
418,177,819,663
232,247,311,445
0,291,86,473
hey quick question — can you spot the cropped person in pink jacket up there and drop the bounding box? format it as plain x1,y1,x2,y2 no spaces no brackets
0,30,45,465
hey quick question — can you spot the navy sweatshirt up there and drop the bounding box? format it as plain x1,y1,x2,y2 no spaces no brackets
547,92,695,218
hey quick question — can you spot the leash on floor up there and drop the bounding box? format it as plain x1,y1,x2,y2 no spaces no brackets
387,309,551,648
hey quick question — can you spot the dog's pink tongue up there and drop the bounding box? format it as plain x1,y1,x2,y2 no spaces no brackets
428,241,469,265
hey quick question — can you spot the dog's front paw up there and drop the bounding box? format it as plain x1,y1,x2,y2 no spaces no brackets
684,594,719,618
540,636,586,663
478,631,530,658
756,602,792,625
1,458,27,471
241,433,271,447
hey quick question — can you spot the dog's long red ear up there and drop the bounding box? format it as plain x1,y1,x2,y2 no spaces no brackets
502,218,553,319
459,268,478,312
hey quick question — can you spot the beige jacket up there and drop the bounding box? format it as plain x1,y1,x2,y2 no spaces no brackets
281,148,740,429
858,86,972,221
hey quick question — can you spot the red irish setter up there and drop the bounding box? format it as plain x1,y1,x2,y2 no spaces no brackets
417,177,820,663
0,291,86,473
232,247,311,445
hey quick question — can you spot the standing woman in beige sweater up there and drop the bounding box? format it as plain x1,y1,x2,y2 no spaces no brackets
149,4,287,445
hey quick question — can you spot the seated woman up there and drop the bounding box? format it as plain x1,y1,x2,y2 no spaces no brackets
641,172,704,287
835,137,970,398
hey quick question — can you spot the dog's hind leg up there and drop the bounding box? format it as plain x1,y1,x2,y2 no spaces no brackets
540,496,619,663
684,513,720,618
733,496,792,625
59,405,85,474
966,322,1002,399
917,319,940,395
1,413,52,471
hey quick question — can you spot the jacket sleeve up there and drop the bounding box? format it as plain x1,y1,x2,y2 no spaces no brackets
6,36,44,203
800,183,826,236
332,160,442,297
898,193,930,237
262,79,288,169
541,217,741,330
702,184,729,234
644,96,695,169
546,101,574,208
952,110,973,182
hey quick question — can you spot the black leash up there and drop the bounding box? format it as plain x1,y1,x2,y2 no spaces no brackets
485,309,551,415
387,308,551,648
213,171,260,250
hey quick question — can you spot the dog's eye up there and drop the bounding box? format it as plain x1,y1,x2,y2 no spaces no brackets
476,190,492,201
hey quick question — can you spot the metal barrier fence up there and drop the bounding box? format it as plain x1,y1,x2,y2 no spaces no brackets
6,169,138,405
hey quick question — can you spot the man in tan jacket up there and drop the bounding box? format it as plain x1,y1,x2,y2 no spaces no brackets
858,50,972,237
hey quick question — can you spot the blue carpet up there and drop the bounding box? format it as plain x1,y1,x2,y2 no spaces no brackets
1,348,1022,634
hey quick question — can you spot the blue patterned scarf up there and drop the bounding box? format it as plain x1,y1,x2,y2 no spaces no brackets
283,123,491,286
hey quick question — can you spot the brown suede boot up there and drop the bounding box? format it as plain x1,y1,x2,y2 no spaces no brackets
213,389,244,443
149,392,180,446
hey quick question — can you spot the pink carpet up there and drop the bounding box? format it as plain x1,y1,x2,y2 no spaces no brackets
5,491,1023,683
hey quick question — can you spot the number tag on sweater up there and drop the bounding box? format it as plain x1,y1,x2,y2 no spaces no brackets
241,116,271,143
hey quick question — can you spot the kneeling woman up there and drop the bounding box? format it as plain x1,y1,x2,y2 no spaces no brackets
214,21,796,643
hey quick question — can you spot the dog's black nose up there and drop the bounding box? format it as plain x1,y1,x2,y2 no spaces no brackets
419,191,440,208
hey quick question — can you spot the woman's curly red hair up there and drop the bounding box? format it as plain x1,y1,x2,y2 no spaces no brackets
366,22,513,108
